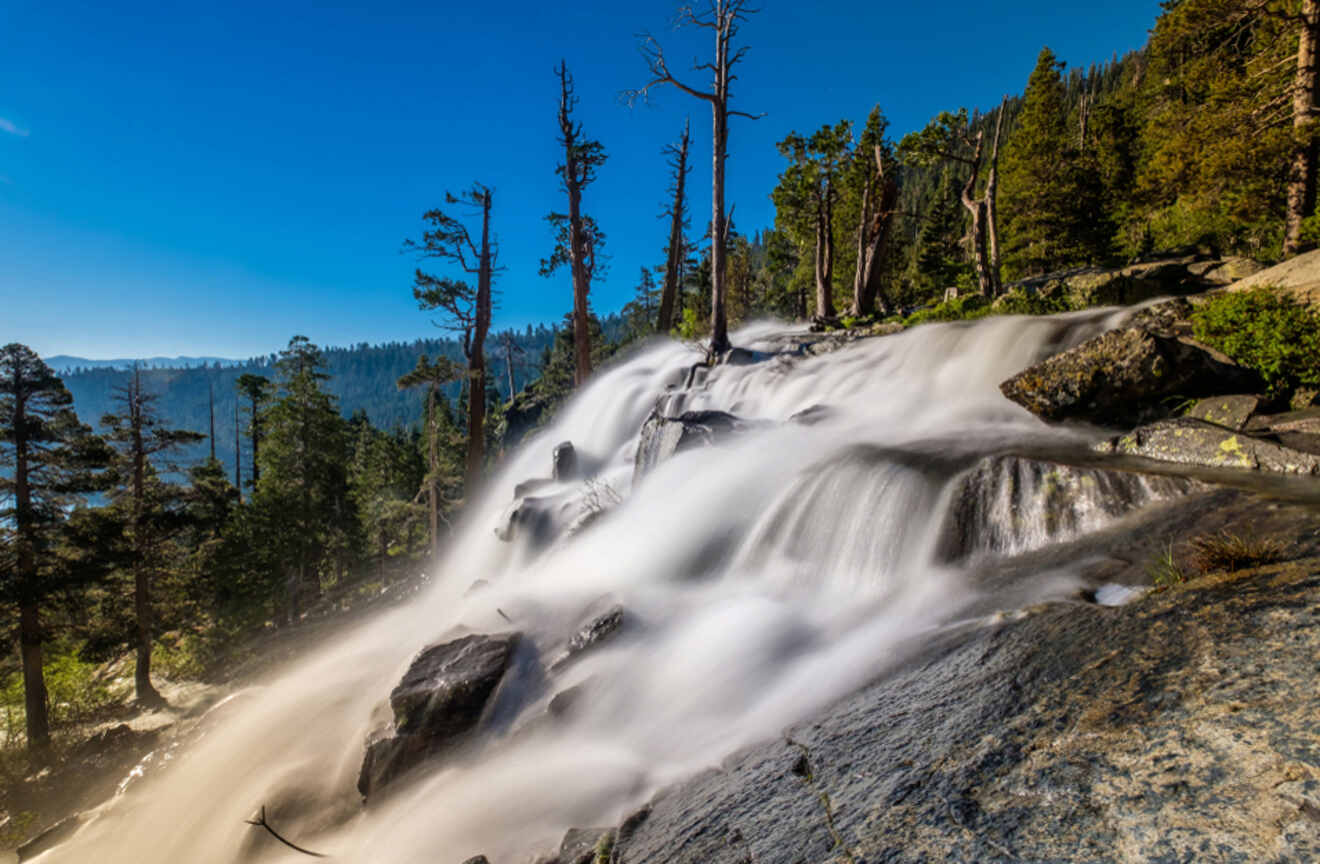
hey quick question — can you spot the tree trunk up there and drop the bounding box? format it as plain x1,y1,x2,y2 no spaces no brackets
659,121,690,334
813,188,835,318
11,386,51,760
959,130,993,295
466,188,493,494
710,100,731,354
987,99,1007,295
1285,0,1320,257
130,372,164,706
234,399,242,502
250,395,261,490
427,384,439,560
853,145,899,316
851,170,875,317
19,604,49,760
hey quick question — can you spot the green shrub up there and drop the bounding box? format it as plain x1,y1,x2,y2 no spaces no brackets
1147,541,1187,589
992,289,1073,316
1191,287,1320,394
674,307,702,341
904,294,992,326
0,643,117,746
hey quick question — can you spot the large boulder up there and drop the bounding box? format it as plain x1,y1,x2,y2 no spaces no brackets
1020,256,1229,308
551,603,626,671
1095,416,1320,474
633,409,747,480
358,632,521,797
1000,326,1261,426
1228,247,1320,307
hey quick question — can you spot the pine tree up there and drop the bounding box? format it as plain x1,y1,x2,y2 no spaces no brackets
396,354,462,560
101,366,204,706
257,337,351,624
999,47,1108,277
0,344,110,759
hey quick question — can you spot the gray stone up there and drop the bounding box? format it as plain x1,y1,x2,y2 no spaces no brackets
553,441,579,482
1186,394,1261,430
1000,326,1261,426
633,409,747,480
358,633,521,797
1095,416,1320,474
606,519,1320,864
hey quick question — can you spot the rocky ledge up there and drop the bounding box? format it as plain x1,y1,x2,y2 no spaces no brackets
587,496,1320,863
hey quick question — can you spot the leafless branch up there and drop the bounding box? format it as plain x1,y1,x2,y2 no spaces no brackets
245,806,328,858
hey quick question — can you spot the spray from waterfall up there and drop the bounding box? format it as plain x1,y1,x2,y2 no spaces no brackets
45,309,1182,864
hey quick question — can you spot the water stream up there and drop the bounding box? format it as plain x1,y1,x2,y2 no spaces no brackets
46,309,1211,864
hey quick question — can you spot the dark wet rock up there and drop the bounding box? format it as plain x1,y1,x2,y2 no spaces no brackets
1185,393,1262,431
556,827,615,864
460,856,491,864
359,632,520,797
553,441,579,482
514,477,553,498
550,605,626,672
939,455,1199,561
633,409,747,480
496,492,579,548
788,404,832,426
547,682,589,719
1095,416,1320,474
1000,326,1261,426
17,813,85,862
608,536,1320,864
717,346,761,366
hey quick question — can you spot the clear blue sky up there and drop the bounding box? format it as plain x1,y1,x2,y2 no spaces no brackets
1,0,1161,359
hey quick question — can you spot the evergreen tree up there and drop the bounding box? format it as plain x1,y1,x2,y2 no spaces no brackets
396,354,463,559
0,344,110,759
101,366,204,705
256,337,352,624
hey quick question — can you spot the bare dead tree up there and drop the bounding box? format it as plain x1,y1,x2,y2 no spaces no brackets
544,61,607,387
498,330,524,398
1285,0,1320,256
986,97,1008,295
658,118,692,333
405,184,498,495
627,0,764,355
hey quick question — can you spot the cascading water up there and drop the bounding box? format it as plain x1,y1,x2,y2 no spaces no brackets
45,308,1195,864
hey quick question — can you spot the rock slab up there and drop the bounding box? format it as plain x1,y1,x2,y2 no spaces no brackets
1000,326,1260,426
1095,416,1320,474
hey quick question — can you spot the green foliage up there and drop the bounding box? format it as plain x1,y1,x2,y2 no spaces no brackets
1147,541,1187,589
1190,288,1320,393
1,644,116,745
904,294,992,326
992,289,1073,316
675,307,703,341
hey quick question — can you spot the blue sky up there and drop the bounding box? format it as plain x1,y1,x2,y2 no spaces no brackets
1,0,1160,359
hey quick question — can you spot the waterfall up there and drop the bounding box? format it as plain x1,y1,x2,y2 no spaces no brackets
47,309,1194,864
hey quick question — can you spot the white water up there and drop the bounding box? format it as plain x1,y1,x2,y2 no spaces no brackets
48,311,1159,864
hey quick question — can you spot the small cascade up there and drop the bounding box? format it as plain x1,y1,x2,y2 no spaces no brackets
941,454,1202,561
48,310,1210,864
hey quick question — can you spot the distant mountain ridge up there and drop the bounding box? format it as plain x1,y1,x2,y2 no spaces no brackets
44,355,243,373
46,313,630,487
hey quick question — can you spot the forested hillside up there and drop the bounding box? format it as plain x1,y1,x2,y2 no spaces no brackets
51,315,628,485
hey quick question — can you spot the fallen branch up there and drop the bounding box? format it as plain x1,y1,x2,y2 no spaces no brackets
244,806,328,858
